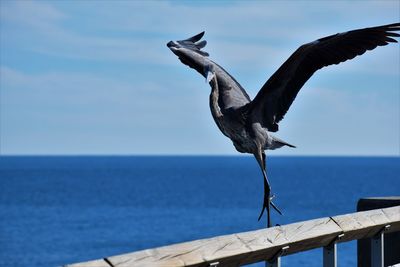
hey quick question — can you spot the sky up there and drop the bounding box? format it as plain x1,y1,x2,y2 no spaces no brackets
0,0,399,156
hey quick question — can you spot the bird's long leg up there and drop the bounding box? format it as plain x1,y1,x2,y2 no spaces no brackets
260,169,272,227
254,151,282,227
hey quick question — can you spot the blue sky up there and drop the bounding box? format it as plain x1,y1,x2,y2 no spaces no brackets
0,0,399,155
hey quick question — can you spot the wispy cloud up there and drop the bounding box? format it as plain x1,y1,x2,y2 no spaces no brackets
0,66,225,154
2,1,399,68
1,0,399,155
275,85,399,155
1,0,66,28
1,1,171,64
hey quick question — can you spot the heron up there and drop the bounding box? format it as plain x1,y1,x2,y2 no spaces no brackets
167,23,400,227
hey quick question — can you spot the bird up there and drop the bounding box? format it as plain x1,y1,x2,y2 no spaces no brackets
167,23,400,227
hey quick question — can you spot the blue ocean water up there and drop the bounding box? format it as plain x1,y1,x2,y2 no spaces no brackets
0,156,399,267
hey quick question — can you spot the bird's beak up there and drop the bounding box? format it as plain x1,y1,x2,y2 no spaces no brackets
167,41,179,50
167,41,180,57
166,41,175,48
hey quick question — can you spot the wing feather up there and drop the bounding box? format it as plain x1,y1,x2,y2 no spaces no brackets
248,23,400,132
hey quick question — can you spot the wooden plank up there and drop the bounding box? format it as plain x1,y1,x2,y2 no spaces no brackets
66,205,400,267
381,205,400,232
233,227,287,264
280,217,342,255
107,232,254,267
331,208,391,242
64,259,111,267
106,217,342,267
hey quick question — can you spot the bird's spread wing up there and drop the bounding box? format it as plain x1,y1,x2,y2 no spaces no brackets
168,32,251,109
248,23,400,132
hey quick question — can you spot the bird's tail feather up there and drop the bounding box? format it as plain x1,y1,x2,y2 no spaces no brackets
268,135,296,150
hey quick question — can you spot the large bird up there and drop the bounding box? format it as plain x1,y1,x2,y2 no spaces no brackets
167,23,400,227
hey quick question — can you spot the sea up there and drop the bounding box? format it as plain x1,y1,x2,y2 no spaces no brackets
0,156,399,267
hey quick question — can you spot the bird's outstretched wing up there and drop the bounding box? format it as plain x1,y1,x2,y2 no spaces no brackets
248,23,400,132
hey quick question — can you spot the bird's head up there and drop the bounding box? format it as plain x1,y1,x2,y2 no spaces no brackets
166,40,180,55
167,32,209,63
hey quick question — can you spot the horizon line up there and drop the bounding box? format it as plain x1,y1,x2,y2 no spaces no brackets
0,154,399,158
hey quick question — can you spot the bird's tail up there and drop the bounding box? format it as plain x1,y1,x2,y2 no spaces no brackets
268,135,296,150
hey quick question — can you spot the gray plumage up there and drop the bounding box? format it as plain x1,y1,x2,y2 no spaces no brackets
167,23,400,227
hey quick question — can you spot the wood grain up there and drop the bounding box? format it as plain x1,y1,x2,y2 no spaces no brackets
64,205,400,267
105,217,343,267
65,259,111,267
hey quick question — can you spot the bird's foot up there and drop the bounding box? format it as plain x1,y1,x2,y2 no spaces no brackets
270,194,283,215
257,193,283,224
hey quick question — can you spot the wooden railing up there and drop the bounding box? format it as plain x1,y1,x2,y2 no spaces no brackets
65,205,400,267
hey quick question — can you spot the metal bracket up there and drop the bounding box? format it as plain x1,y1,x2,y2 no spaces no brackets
330,233,344,245
324,233,344,253
266,245,289,267
382,224,391,233
269,245,289,262
323,233,344,267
